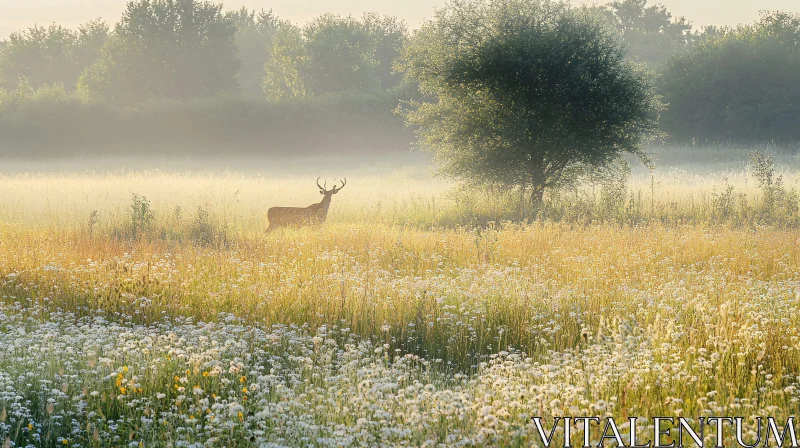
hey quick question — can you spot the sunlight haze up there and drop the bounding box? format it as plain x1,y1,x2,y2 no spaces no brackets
1,0,797,38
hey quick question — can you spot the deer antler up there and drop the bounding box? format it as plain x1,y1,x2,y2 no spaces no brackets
316,177,325,191
334,178,346,192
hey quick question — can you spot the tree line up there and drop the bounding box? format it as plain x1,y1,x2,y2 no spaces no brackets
0,2,411,105
0,0,798,155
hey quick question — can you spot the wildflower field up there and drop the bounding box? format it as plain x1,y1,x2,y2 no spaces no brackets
1,150,800,447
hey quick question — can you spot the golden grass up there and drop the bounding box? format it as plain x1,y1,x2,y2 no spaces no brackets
1,164,800,445
0,163,797,229
3,219,797,368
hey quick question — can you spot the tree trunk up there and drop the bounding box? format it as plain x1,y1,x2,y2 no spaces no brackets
530,184,545,208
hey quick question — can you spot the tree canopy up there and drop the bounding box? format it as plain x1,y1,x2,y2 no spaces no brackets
225,8,284,96
78,0,239,105
400,0,660,205
0,21,108,91
593,0,693,67
659,11,800,143
263,14,408,101
1,0,799,154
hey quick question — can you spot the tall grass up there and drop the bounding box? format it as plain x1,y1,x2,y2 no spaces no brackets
0,153,797,231
1,159,800,446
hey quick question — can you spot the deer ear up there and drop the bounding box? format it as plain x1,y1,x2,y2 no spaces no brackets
320,190,325,194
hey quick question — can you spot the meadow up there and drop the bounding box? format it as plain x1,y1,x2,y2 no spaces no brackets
1,147,800,447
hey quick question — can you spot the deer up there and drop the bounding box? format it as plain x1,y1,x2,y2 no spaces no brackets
267,178,346,231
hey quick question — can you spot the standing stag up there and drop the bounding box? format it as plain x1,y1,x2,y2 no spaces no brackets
267,178,346,231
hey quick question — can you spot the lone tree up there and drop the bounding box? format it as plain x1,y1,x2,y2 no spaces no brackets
399,0,660,207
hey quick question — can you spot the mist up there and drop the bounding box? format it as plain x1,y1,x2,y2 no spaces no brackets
1,1,800,446
0,0,797,160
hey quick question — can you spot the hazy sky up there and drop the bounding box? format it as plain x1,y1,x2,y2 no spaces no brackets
1,0,797,39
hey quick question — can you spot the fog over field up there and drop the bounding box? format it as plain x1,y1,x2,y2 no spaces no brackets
1,0,800,446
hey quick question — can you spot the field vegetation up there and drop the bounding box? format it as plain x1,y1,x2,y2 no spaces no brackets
1,0,799,445
1,149,800,446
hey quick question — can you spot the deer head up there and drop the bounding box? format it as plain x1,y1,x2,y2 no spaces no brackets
317,177,346,197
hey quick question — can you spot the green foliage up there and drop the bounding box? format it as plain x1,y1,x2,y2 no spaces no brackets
225,7,284,96
711,180,737,222
3,0,798,153
0,79,36,112
441,167,800,228
750,151,779,192
659,12,800,144
263,13,408,101
0,81,114,153
78,0,239,106
596,162,632,219
362,13,409,90
304,14,382,94
189,204,229,245
590,0,693,67
262,24,308,100
400,0,660,208
0,20,108,90
128,194,155,239
749,151,799,222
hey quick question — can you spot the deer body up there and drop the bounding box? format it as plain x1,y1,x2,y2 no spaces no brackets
267,178,345,231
